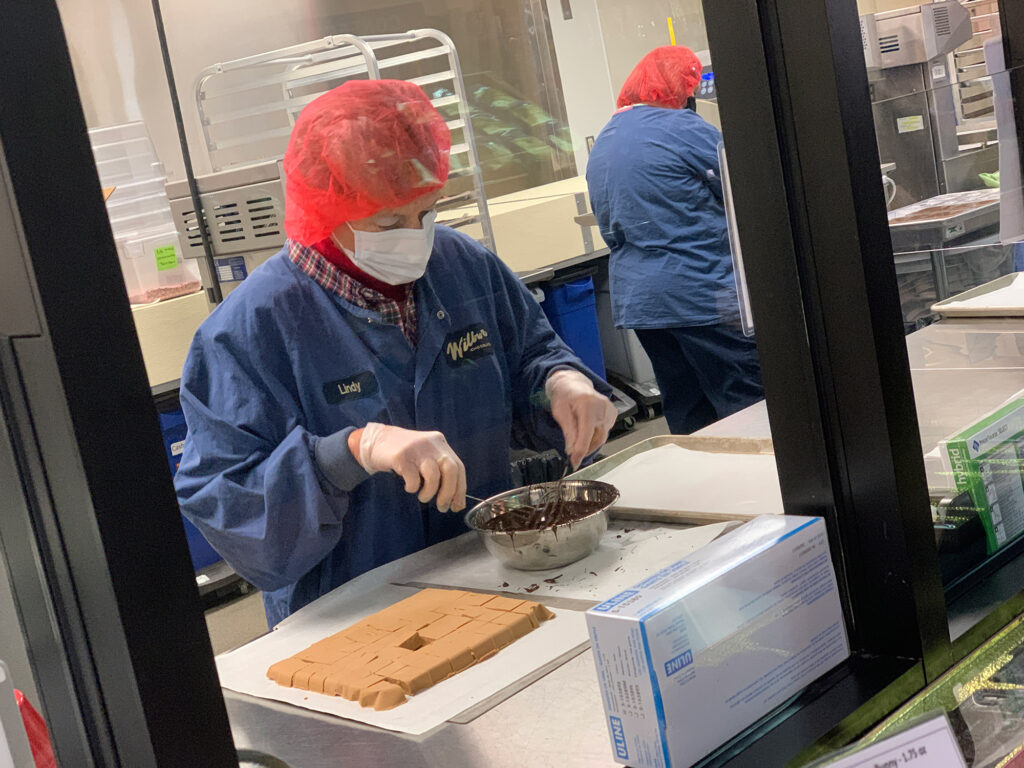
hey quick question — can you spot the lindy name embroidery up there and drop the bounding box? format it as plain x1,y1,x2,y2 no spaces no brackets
323,371,379,404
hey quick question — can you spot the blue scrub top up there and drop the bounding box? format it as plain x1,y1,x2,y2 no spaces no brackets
175,227,598,625
586,105,739,330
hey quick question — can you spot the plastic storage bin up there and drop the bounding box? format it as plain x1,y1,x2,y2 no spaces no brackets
116,229,200,305
158,409,221,572
88,122,202,305
540,276,607,378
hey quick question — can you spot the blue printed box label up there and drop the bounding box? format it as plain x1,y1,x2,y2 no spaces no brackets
593,590,639,613
664,649,694,677
609,716,629,760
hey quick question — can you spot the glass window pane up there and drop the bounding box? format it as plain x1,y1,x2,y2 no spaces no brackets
863,0,1024,642
11,0,881,765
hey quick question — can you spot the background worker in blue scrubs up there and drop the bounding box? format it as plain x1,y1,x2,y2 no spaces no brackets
586,46,764,434
174,80,616,625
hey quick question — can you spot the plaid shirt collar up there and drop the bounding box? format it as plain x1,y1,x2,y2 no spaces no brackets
287,239,417,344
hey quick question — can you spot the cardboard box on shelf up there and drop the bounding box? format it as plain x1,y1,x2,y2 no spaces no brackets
587,516,849,768
942,391,1024,554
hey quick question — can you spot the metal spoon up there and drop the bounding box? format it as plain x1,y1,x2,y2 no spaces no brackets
467,455,573,508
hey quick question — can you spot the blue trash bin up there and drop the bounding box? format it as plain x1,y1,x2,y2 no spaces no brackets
540,277,607,379
158,409,222,571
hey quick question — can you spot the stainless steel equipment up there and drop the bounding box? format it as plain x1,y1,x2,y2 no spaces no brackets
887,188,1001,251
170,30,495,298
872,3,972,67
465,479,618,570
887,189,1010,328
166,160,283,299
862,2,995,206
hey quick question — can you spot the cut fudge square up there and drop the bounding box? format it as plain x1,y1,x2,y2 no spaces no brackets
385,665,433,695
423,636,475,673
491,611,533,640
419,614,472,642
482,595,527,612
459,630,498,661
266,657,307,686
358,679,406,711
292,663,331,691
453,592,495,607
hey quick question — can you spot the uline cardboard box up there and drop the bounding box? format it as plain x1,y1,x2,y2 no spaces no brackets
587,516,849,768
941,391,1024,554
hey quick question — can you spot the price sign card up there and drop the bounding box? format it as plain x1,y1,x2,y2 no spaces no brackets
822,713,966,768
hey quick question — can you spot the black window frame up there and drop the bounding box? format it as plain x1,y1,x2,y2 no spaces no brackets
1,0,1023,765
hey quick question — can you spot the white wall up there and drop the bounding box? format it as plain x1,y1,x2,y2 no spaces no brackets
545,0,728,174
545,0,618,176
595,0,708,96
57,0,186,180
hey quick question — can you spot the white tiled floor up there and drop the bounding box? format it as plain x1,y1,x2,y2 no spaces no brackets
204,416,671,654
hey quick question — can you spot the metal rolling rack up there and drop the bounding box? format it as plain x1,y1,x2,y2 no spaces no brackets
168,30,496,298
887,189,1008,326
955,0,1001,121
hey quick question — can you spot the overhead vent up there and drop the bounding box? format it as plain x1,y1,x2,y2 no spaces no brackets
879,34,901,53
933,5,951,37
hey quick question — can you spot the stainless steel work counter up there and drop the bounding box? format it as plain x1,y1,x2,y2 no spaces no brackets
227,651,615,768
225,317,1024,766
699,317,1024,455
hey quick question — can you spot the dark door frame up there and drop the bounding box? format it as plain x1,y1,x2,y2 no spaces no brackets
702,0,951,680
2,0,1023,765
0,1,237,765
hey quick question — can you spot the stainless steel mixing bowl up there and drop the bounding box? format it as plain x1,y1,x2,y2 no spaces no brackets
464,479,619,570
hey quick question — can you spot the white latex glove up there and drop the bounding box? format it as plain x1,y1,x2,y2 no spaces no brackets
355,423,467,512
545,369,617,469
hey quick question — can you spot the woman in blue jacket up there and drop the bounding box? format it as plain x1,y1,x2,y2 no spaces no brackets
175,80,616,625
586,46,763,434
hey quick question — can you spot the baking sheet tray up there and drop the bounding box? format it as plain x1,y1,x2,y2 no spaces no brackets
932,273,1024,317
389,519,734,601
571,435,781,524
216,582,589,735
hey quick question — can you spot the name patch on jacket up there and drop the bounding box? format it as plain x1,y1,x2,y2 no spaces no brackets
323,372,379,405
444,325,494,366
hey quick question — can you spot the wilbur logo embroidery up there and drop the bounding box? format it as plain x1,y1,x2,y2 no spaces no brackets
444,325,494,366
322,371,379,405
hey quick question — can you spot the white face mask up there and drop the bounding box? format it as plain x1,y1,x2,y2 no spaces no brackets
334,211,437,286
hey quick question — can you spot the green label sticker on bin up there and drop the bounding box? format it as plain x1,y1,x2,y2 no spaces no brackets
154,244,178,271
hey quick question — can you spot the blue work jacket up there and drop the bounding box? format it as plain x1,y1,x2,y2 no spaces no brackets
586,105,739,329
175,227,593,625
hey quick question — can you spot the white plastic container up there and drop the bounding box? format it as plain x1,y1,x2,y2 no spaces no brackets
88,122,149,145
116,229,201,305
89,122,202,305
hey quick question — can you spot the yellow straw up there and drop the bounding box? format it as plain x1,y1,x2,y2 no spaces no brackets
667,16,677,45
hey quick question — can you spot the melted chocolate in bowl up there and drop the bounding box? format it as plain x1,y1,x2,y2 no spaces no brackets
479,499,603,532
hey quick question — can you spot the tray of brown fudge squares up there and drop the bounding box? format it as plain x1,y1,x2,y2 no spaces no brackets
266,588,556,712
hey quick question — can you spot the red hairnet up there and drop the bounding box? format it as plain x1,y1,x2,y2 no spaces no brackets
617,46,703,110
283,79,451,246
